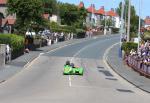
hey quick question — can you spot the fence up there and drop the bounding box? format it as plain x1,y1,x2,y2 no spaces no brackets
126,55,150,78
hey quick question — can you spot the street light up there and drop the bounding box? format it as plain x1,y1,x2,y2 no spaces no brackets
120,0,125,47
127,0,131,42
104,0,108,35
119,0,125,58
137,0,141,52
104,9,107,35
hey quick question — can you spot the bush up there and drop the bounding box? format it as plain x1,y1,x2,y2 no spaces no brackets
0,34,24,59
112,28,119,33
75,29,86,38
49,22,76,33
142,32,150,41
130,32,138,38
121,42,138,54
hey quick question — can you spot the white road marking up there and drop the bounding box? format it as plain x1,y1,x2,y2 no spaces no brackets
39,53,44,55
103,42,150,95
69,76,72,87
69,37,117,87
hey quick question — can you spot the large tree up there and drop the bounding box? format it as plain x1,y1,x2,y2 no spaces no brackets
43,0,58,15
58,2,87,29
58,3,78,26
7,0,44,34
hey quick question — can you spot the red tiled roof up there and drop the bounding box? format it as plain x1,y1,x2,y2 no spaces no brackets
0,0,7,4
96,7,105,15
79,1,84,8
43,13,49,19
87,5,96,13
106,10,117,17
145,18,150,25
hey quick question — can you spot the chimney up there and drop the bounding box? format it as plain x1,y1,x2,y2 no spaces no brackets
91,4,95,8
111,8,114,11
101,6,104,10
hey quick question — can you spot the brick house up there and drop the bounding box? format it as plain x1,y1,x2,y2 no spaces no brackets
78,1,120,28
0,0,16,33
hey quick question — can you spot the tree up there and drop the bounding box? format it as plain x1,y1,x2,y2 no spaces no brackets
76,7,87,28
7,0,44,34
58,3,79,26
43,0,58,15
101,18,113,28
116,0,139,35
58,2,87,29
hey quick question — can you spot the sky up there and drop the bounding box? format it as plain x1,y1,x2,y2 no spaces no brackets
58,0,150,19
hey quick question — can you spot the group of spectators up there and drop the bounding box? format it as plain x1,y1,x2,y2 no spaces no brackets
126,40,150,66
86,30,93,38
25,31,75,53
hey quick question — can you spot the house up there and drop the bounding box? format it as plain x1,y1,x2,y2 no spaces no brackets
0,0,16,33
43,13,61,24
106,8,120,28
78,1,120,29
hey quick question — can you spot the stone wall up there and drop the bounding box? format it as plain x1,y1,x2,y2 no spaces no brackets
0,44,6,67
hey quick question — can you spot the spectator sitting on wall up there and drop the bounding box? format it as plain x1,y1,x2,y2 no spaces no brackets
24,38,29,53
130,49,136,56
5,44,11,63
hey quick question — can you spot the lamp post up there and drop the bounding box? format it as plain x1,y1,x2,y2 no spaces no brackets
104,1,107,35
119,0,125,58
90,0,94,28
127,0,131,42
120,0,125,47
138,0,141,53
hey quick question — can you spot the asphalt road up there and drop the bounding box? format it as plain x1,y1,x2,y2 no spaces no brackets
0,35,150,103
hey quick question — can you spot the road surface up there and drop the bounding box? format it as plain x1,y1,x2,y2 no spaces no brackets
0,35,149,103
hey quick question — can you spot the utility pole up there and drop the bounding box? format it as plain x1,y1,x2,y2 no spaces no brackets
127,0,131,42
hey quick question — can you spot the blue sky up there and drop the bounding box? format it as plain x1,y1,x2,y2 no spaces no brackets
58,0,150,19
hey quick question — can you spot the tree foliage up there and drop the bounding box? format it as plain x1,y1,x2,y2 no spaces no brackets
7,0,87,34
58,2,87,29
7,0,44,34
116,0,139,34
43,0,58,15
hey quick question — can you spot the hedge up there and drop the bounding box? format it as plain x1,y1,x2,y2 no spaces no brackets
112,28,119,33
121,42,138,54
49,22,76,33
75,29,86,38
141,32,150,41
0,34,24,59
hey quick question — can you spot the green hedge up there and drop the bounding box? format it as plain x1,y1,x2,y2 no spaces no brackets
0,34,24,59
75,29,86,38
112,28,119,33
121,42,138,54
141,32,150,41
49,22,76,33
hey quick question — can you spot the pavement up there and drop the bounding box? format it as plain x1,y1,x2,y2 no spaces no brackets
1,35,150,94
106,43,150,93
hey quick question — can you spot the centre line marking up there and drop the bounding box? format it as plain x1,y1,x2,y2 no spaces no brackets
69,75,72,87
